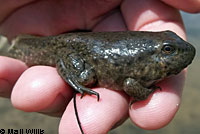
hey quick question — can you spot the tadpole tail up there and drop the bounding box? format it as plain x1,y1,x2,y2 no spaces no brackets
73,92,85,134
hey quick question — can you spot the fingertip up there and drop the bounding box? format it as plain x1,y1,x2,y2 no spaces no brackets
11,66,73,114
129,90,180,130
121,0,186,39
161,0,200,13
129,71,186,129
59,88,129,134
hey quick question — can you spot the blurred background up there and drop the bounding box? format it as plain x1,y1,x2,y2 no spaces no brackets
0,11,199,134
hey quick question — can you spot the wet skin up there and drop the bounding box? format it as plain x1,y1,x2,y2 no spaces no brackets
1,30,196,103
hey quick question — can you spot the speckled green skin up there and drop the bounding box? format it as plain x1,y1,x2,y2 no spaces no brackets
2,31,196,102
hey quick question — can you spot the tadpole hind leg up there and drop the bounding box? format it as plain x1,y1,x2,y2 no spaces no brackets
72,80,100,101
56,57,99,101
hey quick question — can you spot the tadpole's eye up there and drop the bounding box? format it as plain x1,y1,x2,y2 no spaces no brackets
162,45,175,54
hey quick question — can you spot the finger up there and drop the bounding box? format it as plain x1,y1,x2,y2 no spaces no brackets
121,0,185,38
130,71,185,129
121,0,187,129
161,0,200,13
11,66,73,117
0,56,27,97
93,9,127,31
59,88,129,134
0,0,122,39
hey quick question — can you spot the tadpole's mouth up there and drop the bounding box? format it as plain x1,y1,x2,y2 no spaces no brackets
190,45,196,61
182,42,196,67
187,44,196,65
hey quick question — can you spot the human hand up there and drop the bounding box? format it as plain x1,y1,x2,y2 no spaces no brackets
0,0,199,134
